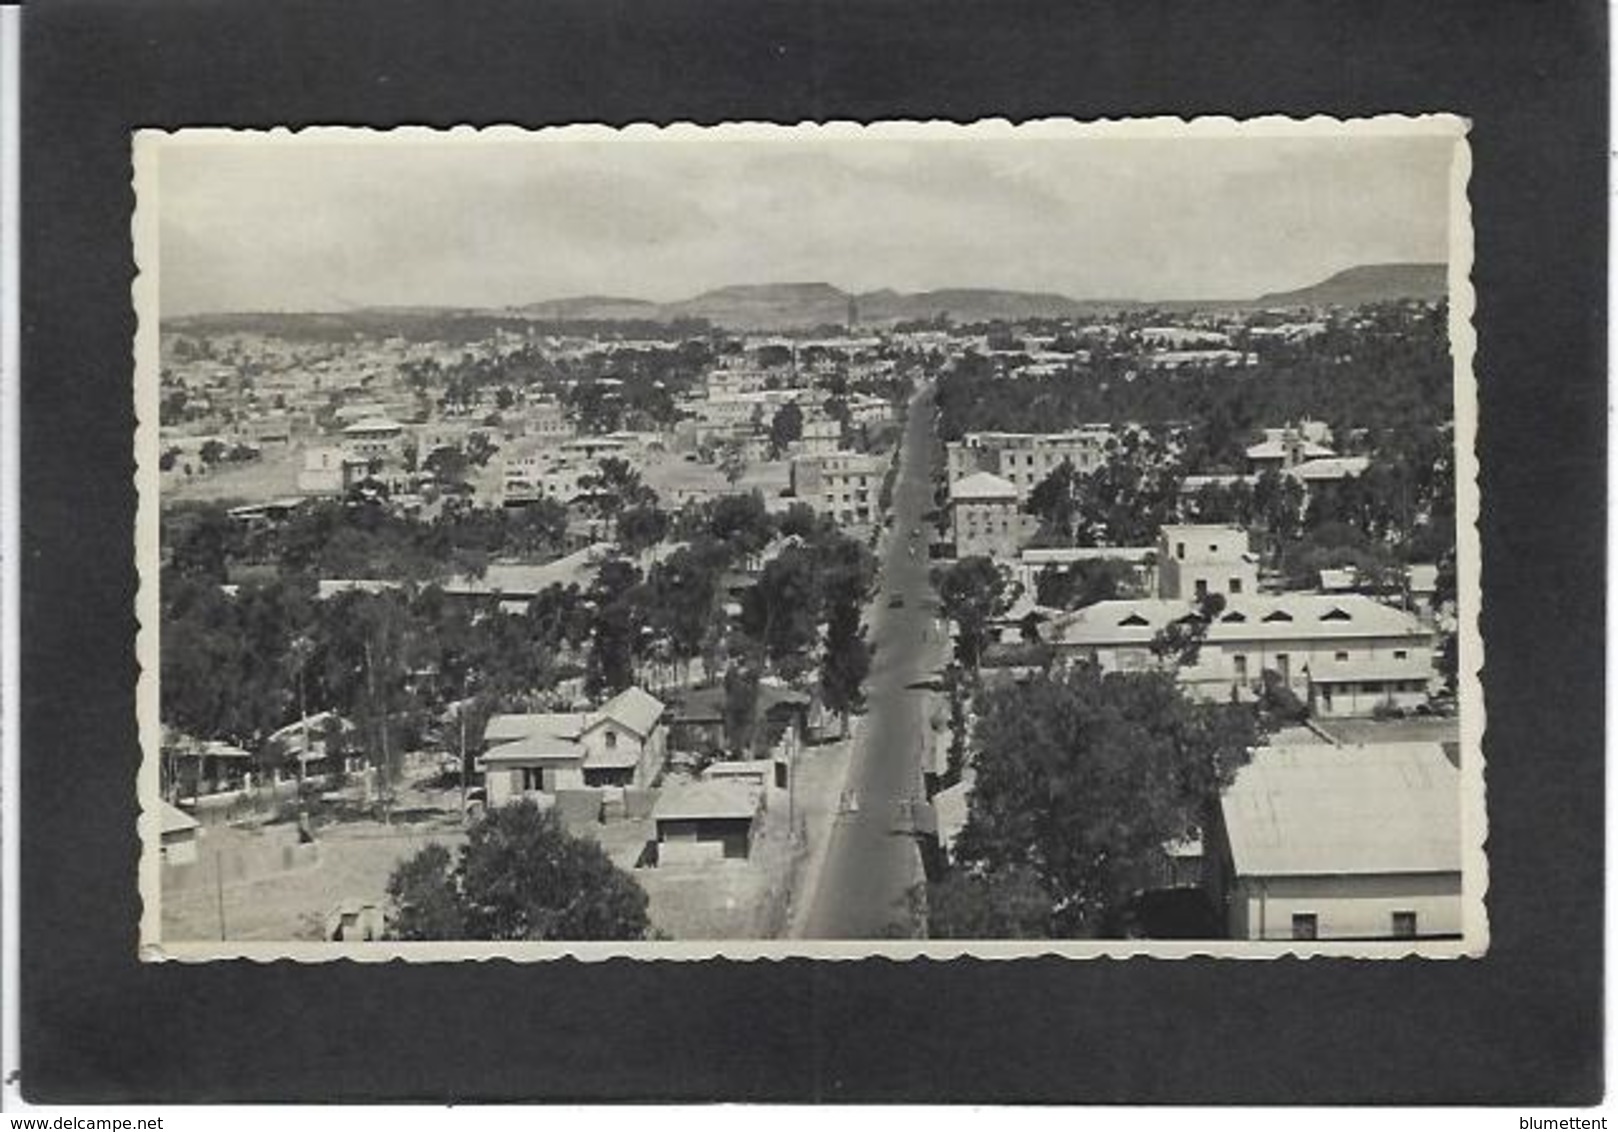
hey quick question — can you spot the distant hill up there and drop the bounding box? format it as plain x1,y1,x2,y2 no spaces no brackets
165,264,1449,335
514,295,658,321
1254,263,1447,308
856,288,1137,324
659,283,851,330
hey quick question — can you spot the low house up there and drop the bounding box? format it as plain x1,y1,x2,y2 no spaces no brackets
161,731,253,800
651,780,762,864
1208,743,1462,941
1041,592,1435,716
263,711,355,777
158,800,201,866
478,686,668,804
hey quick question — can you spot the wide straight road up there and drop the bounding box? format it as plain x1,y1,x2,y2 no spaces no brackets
798,380,944,939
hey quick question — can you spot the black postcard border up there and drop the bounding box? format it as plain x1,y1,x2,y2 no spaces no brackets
18,0,1607,1105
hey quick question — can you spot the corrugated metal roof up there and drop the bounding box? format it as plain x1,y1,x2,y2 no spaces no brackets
1221,743,1461,877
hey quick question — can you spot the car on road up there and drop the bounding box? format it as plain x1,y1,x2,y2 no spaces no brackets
887,593,905,608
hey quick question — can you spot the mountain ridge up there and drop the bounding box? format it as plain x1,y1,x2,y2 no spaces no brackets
165,264,1447,331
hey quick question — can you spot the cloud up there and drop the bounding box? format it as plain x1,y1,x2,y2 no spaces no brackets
153,128,1457,314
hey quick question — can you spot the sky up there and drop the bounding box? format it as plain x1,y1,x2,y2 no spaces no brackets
153,126,1461,316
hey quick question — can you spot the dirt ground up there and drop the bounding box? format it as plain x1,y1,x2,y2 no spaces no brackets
163,443,307,505
161,816,468,942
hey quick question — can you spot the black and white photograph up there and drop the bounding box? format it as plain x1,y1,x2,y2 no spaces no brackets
134,118,1483,960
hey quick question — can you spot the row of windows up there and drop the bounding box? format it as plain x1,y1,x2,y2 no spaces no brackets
1292,911,1419,940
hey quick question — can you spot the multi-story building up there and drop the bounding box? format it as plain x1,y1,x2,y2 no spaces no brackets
705,367,771,400
1041,592,1436,717
1157,524,1260,601
520,400,572,441
297,446,370,496
789,452,886,529
340,417,406,463
793,417,844,457
945,427,1114,500
947,471,1023,559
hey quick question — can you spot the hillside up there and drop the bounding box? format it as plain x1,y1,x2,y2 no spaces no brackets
515,295,658,320
660,282,851,330
1254,263,1447,308
856,288,1136,324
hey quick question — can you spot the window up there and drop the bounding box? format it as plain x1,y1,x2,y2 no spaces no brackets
1229,578,1243,594
1335,651,1350,662
1291,913,1318,941
1208,543,1218,553
1176,542,1186,560
1233,654,1248,682
521,767,544,792
604,730,617,749
1195,579,1208,599
1276,654,1291,681
1394,649,1408,660
1118,613,1150,628
1363,681,1383,693
1262,610,1293,623
1392,911,1417,939
1320,607,1352,622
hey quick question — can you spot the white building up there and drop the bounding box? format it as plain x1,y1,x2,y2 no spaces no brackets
479,687,668,800
793,416,844,457
340,417,407,463
789,452,886,528
1041,592,1436,716
1157,524,1260,601
297,446,369,496
1211,742,1462,941
946,427,1114,500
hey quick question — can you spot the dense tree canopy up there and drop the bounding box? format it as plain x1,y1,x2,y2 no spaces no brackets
952,665,1260,937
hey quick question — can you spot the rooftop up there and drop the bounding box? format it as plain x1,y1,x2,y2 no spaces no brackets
1043,593,1430,647
1220,743,1461,877
652,779,762,823
950,471,1020,502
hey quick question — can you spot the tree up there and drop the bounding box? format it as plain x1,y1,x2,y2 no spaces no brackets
199,438,227,466
741,549,820,677
386,802,651,940
1149,592,1225,668
465,430,499,468
703,491,775,561
581,457,659,538
722,661,762,755
505,499,569,558
1034,557,1142,610
819,597,870,735
385,842,467,939
585,558,644,699
615,503,669,557
953,665,1259,936
934,556,1018,673
423,445,470,489
717,439,748,485
768,401,804,458
920,866,1054,940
